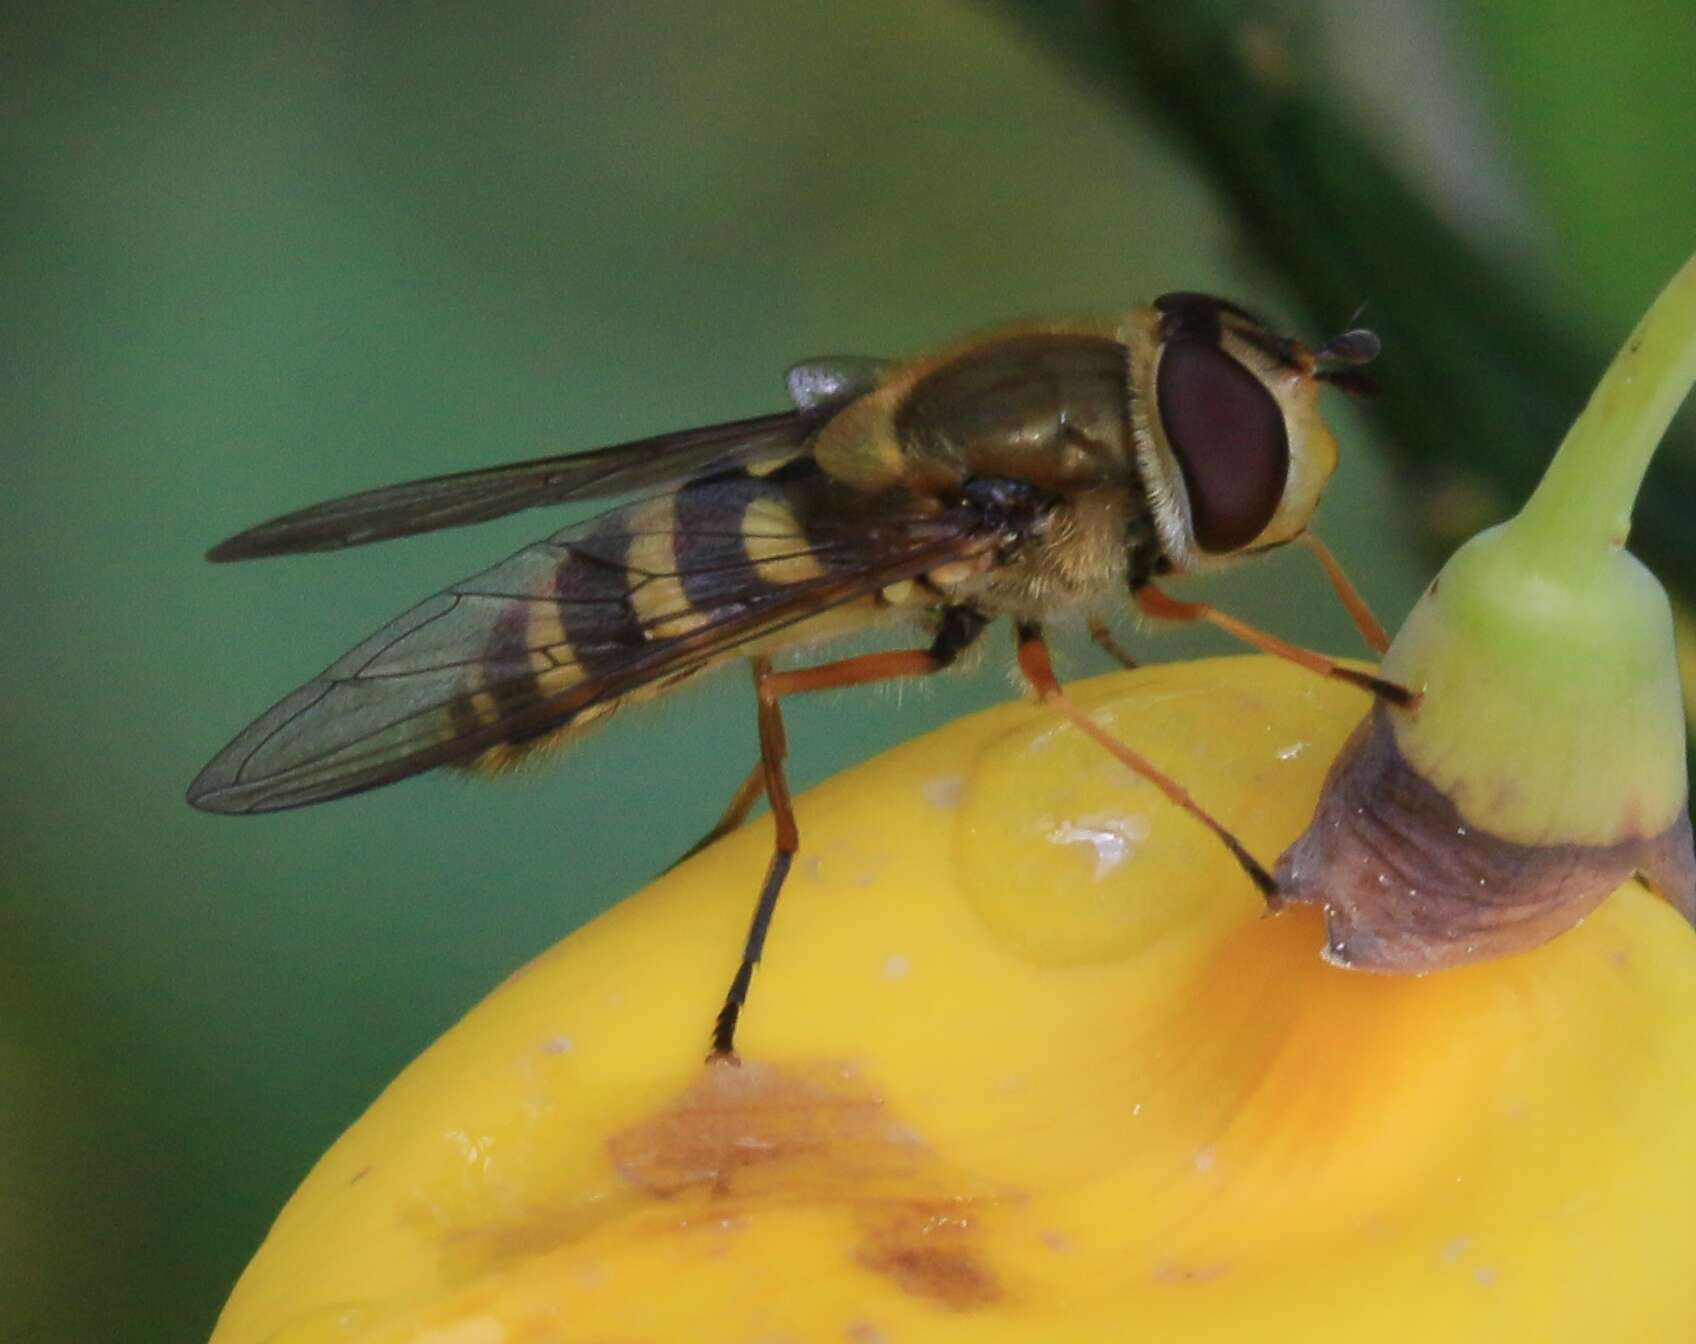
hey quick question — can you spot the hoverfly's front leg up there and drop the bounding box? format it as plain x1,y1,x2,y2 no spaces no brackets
1014,622,1280,904
711,606,991,1060
1298,531,1390,655
1133,584,1417,708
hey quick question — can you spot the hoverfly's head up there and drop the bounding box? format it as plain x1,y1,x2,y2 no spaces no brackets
1126,292,1379,572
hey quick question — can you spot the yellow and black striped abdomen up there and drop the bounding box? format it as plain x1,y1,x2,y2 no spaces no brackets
462,457,883,770
188,456,987,813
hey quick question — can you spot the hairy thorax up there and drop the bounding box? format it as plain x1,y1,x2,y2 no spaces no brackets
929,487,1134,621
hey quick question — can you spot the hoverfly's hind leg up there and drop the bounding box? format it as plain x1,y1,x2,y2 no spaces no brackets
1014,622,1280,906
1087,618,1139,669
1133,584,1417,709
669,761,767,872
1298,531,1390,654
712,656,799,1061
710,607,992,1060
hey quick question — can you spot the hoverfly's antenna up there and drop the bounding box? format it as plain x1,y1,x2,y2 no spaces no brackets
1316,326,1380,366
1314,317,1381,397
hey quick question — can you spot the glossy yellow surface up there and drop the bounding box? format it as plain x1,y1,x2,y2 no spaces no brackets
211,658,1696,1344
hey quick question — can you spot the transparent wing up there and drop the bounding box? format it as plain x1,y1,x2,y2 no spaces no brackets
188,463,993,814
206,411,819,561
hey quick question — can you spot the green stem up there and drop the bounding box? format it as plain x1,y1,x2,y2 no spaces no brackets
1513,252,1696,558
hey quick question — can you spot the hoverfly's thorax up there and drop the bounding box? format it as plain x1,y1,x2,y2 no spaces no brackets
1124,294,1348,575
811,319,1134,501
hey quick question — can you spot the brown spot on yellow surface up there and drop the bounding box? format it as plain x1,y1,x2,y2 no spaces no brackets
1153,1259,1233,1285
608,1059,929,1199
854,1204,1003,1310
607,1060,1008,1310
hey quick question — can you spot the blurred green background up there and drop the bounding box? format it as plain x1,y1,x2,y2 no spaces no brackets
4,2,1693,1339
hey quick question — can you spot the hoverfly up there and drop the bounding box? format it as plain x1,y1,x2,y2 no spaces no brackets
189,292,1400,1057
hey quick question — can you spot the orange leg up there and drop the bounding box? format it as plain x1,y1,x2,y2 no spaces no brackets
1299,531,1390,655
710,608,989,1059
1015,624,1279,904
1088,618,1139,669
671,760,767,870
1135,584,1417,708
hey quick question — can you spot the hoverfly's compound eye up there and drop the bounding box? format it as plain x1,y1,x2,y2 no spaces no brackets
1156,339,1290,553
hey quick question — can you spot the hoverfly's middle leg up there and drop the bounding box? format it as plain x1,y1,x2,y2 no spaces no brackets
1014,621,1280,905
1087,618,1139,669
670,760,768,872
710,606,991,1060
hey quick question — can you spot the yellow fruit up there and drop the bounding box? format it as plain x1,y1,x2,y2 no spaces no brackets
210,657,1696,1344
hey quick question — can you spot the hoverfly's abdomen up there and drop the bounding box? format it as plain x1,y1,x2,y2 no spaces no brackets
894,333,1133,484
